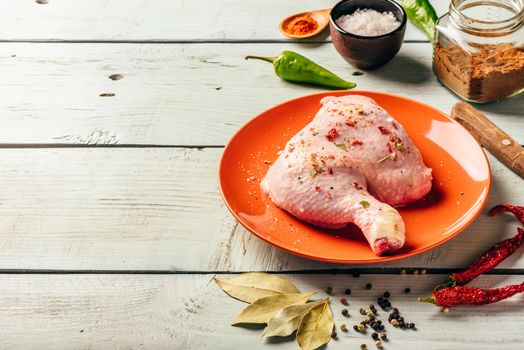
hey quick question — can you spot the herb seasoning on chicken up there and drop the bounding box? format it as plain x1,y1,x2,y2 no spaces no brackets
260,95,432,256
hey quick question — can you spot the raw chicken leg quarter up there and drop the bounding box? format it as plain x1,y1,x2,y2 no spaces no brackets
261,95,433,256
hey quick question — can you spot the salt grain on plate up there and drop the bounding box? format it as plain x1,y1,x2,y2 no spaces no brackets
336,8,400,36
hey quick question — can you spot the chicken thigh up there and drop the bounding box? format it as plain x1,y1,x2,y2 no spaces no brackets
261,95,432,256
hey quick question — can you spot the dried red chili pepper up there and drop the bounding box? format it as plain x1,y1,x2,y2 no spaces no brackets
435,228,524,290
489,204,524,224
434,205,524,290
419,280,524,307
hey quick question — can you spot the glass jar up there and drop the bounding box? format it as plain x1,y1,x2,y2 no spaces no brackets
433,0,524,103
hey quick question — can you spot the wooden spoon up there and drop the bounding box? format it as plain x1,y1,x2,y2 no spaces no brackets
451,102,524,179
279,9,330,39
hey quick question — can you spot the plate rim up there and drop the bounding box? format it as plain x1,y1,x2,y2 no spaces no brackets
218,90,492,264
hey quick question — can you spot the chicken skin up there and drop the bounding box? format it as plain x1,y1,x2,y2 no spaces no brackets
261,95,432,256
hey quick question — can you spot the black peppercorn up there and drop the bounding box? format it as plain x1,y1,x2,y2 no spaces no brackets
369,304,377,313
380,333,387,340
342,308,349,317
366,283,373,290
383,291,390,298
404,287,411,294
372,332,379,340
345,288,352,295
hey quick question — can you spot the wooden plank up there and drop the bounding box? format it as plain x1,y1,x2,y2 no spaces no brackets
0,147,521,271
0,273,523,349
0,42,522,146
0,0,449,42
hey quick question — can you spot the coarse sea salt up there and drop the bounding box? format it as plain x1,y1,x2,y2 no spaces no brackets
336,8,401,36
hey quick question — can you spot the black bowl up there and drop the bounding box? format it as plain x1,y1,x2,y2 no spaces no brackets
330,0,407,69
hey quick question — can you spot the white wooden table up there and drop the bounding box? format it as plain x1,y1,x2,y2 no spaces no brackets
0,1,523,349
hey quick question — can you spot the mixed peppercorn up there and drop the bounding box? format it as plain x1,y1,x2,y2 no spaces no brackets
327,279,418,349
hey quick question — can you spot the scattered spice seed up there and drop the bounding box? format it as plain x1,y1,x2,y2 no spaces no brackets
353,325,359,331
358,323,366,332
359,308,367,315
340,323,348,332
325,128,339,142
353,71,364,76
404,288,411,294
375,340,383,348
339,297,349,306
99,93,116,97
442,307,450,313
383,291,390,298
369,304,377,314
345,288,352,295
360,201,371,209
109,74,124,81
390,319,399,327
367,311,375,317
366,283,373,290
341,308,349,317
215,87,222,90
371,332,379,340
380,333,387,340
325,286,333,294
36,0,49,4
331,331,337,339
360,344,367,350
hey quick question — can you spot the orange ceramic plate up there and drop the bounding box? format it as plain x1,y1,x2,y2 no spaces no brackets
218,91,491,264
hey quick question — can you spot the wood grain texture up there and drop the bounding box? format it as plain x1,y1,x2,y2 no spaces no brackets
0,42,522,146
0,0,449,42
0,147,521,271
452,102,524,179
0,273,523,349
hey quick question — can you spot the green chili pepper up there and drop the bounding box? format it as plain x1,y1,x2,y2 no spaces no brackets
401,0,438,44
245,50,356,90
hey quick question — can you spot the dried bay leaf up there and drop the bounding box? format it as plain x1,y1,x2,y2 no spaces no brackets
296,300,334,350
262,299,325,338
232,292,315,326
214,272,300,303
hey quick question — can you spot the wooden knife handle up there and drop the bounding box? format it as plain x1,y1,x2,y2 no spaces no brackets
451,102,524,179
